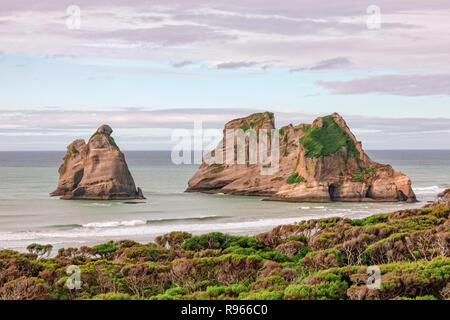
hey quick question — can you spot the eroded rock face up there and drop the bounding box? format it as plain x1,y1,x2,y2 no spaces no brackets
436,189,450,207
186,112,416,203
51,125,145,200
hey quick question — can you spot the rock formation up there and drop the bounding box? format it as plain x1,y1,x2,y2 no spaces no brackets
435,189,450,207
51,125,145,200
186,112,417,203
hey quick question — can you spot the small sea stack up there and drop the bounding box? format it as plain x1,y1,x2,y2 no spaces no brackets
51,125,145,200
186,112,417,203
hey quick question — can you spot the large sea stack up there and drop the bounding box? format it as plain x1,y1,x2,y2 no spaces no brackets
51,125,144,200
186,112,417,203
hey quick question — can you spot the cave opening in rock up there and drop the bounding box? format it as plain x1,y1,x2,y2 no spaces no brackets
73,169,84,189
397,190,408,201
328,184,338,201
365,186,372,199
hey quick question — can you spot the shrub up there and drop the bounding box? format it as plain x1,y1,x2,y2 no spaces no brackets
284,281,348,300
286,173,307,184
26,244,53,258
240,289,284,300
183,233,231,251
155,232,192,249
92,242,119,258
92,293,136,300
0,277,50,300
259,251,292,263
121,245,167,262
353,213,390,226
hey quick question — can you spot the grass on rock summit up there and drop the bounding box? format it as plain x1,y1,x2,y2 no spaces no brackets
300,115,359,159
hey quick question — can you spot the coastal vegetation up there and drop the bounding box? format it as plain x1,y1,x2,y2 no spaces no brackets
352,167,375,182
286,173,308,184
299,115,359,159
0,205,448,300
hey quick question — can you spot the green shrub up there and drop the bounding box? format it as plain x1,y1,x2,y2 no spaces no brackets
284,280,348,300
240,289,284,300
286,173,307,184
228,236,265,250
353,213,390,226
26,243,53,258
205,284,249,299
259,251,292,263
92,293,136,300
183,233,232,251
92,242,118,258
294,247,312,263
122,245,166,261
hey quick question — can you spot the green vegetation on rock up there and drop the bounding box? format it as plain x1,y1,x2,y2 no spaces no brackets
299,115,359,159
352,167,375,182
286,173,307,184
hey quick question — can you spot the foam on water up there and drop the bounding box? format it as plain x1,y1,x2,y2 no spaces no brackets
0,213,353,243
413,186,446,195
82,219,147,228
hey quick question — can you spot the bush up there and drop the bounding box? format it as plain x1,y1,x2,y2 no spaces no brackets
26,244,53,258
92,293,136,300
183,233,232,251
284,281,348,300
0,277,50,300
92,242,118,258
155,232,192,249
286,173,307,184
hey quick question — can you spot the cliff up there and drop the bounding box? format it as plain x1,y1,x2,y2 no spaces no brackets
51,125,145,200
186,112,417,203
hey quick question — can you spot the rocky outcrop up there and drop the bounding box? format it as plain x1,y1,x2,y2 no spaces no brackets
186,112,416,203
435,189,450,207
51,125,145,200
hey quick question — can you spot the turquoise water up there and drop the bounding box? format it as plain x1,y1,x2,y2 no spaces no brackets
0,150,449,252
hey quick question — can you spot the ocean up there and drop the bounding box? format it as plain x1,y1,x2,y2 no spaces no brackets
0,150,449,253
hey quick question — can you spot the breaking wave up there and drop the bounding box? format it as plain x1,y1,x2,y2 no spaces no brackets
413,186,445,195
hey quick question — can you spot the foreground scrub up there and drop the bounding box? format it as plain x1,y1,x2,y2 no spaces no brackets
0,204,448,300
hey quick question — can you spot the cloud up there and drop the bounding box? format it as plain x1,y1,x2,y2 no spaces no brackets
1,108,450,150
172,60,193,68
317,73,450,96
0,1,448,72
216,61,258,69
290,57,353,72
93,25,237,46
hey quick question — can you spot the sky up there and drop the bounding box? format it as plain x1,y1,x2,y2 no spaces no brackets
0,0,449,150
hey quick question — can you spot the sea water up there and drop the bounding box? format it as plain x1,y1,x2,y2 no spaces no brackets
0,150,449,253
